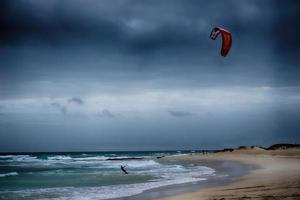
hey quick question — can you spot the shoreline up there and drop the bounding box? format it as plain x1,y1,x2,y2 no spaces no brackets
116,159,256,200
1,148,299,200
156,148,300,200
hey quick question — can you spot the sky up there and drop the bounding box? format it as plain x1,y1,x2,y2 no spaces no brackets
0,0,300,152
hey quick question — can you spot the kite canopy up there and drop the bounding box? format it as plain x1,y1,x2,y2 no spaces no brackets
210,27,232,57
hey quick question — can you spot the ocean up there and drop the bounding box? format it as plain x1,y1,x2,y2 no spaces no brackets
0,151,216,200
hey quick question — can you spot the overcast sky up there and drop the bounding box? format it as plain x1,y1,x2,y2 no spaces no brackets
0,0,299,152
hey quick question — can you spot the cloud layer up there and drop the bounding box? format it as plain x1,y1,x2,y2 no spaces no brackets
0,0,299,151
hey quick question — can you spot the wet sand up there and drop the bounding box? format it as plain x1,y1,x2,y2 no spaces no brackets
156,148,300,200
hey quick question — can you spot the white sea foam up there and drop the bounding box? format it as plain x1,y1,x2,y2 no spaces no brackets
1,155,40,163
47,156,73,160
0,155,14,158
39,177,205,200
99,159,162,170
124,160,161,169
73,156,107,161
17,156,39,162
0,163,215,199
4,169,211,200
0,153,217,200
0,172,18,177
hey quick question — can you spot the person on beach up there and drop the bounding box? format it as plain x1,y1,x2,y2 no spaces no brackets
121,165,128,174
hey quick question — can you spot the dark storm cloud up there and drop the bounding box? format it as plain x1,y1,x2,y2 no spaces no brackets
273,1,300,66
168,110,194,117
97,109,115,118
51,102,67,115
68,97,84,105
51,97,84,115
0,0,212,64
0,0,299,99
0,0,298,89
0,0,199,51
0,0,277,53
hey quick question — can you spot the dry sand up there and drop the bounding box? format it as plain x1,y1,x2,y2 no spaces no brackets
157,148,300,200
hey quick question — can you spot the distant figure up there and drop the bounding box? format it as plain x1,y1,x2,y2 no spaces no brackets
156,156,165,159
121,165,128,174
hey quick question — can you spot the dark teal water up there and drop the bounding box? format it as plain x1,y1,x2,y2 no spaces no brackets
0,151,215,200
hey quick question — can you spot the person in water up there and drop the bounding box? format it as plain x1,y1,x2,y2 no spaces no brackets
120,165,128,174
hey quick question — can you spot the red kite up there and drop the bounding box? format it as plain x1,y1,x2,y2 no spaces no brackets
210,27,232,57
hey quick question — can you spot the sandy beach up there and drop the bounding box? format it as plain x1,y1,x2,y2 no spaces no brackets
157,147,300,200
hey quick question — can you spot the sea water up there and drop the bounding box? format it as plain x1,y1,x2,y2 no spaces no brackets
0,151,215,200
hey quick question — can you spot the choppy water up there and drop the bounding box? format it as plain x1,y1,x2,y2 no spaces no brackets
0,151,215,200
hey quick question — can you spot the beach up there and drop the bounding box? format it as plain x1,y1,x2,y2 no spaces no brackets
1,148,299,200
157,147,300,200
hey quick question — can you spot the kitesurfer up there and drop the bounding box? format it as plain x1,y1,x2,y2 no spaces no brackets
120,165,128,174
